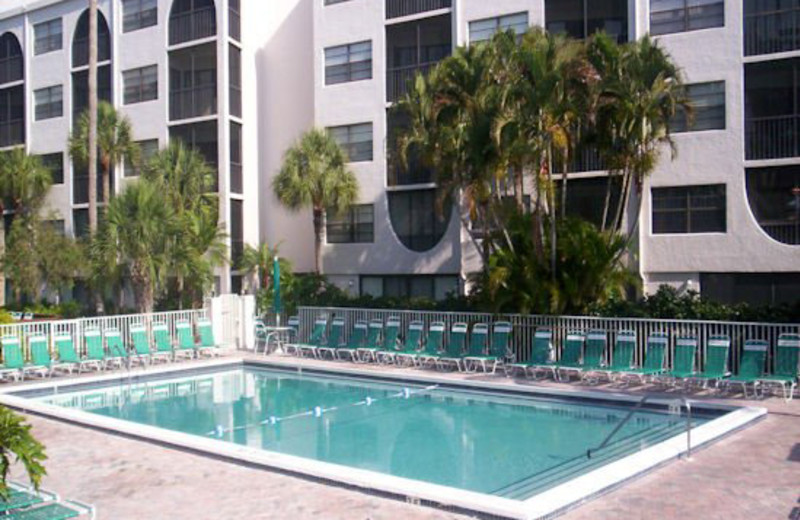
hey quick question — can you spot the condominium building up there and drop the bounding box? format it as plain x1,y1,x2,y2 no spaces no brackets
0,0,797,306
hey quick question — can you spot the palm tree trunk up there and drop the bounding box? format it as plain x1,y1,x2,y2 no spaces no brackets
312,208,324,274
514,165,525,212
101,162,110,207
132,265,154,314
87,0,98,233
601,173,614,232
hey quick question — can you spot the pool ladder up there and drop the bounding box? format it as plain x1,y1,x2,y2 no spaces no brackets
586,395,692,460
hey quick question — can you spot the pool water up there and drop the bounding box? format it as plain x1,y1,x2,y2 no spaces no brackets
39,367,706,499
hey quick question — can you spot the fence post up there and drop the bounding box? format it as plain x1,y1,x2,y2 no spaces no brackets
241,294,256,351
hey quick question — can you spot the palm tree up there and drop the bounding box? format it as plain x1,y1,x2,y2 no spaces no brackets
240,242,290,291
273,128,358,273
0,406,47,499
143,141,215,214
88,0,99,233
69,101,140,207
92,180,177,313
0,150,53,305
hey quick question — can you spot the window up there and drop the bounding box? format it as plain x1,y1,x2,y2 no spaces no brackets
123,65,157,105
746,165,800,245
328,123,372,162
652,184,726,234
230,122,242,193
546,0,628,43
701,272,800,306
169,0,217,46
557,176,622,229
72,209,89,239
361,275,460,300
229,0,241,41
325,41,372,85
72,9,111,68
230,199,243,267
0,86,24,147
39,153,64,184
72,66,112,120
34,85,63,121
650,0,724,36
673,81,725,132
34,19,62,55
469,12,528,44
169,121,219,187
388,188,452,251
0,33,22,85
229,45,241,117
125,139,159,177
169,43,217,120
745,0,800,56
123,0,157,33
327,204,374,243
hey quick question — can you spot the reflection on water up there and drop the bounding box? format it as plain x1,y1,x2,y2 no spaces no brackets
41,368,699,498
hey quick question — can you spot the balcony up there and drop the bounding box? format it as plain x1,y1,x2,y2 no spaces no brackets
169,7,217,46
387,62,436,103
385,14,451,102
553,146,606,174
388,154,435,186
746,115,800,160
0,120,23,148
762,222,800,245
386,0,451,19
744,5,800,56
170,85,217,121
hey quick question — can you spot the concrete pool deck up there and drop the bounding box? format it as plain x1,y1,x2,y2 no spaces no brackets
6,353,800,519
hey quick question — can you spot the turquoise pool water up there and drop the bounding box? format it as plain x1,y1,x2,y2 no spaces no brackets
37,367,708,499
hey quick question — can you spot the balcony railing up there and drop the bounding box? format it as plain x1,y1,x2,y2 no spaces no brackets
745,9,800,56
169,7,217,46
0,120,23,148
169,86,217,121
554,146,606,174
746,115,800,160
386,0,451,19
387,62,436,103
761,221,800,245
388,156,435,186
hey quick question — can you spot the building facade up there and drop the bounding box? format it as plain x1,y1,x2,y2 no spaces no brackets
0,0,797,306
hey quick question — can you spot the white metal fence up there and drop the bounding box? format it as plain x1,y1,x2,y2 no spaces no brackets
0,309,207,361
298,306,800,372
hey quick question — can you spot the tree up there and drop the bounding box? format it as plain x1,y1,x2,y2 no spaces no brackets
273,129,358,273
0,406,46,500
91,180,177,313
69,101,140,207
240,242,290,291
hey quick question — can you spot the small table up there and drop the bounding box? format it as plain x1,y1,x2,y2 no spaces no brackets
259,326,295,355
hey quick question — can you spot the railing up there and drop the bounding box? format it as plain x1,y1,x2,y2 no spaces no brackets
387,62,436,102
745,9,800,56
72,34,111,68
761,221,800,245
169,85,217,121
746,114,800,160
387,155,435,186
554,146,606,174
169,7,217,46
298,306,800,375
0,309,207,362
386,0,451,19
0,120,23,148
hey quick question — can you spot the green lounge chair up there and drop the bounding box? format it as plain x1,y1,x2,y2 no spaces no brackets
0,336,24,381
104,329,129,369
150,323,174,363
376,316,403,364
579,330,608,382
616,332,668,385
506,329,554,378
283,316,302,355
336,320,366,361
666,336,698,386
316,317,345,360
356,319,384,363
196,318,222,357
0,488,44,513
129,325,152,366
556,332,585,381
436,322,468,371
52,334,82,374
417,321,446,368
724,339,768,399
25,335,53,378
175,321,197,360
298,317,328,359
394,320,425,367
465,321,512,374
462,323,490,372
690,335,730,388
760,333,799,402
595,330,636,381
82,329,106,371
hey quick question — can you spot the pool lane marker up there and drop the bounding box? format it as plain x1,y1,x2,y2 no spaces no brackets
208,384,439,437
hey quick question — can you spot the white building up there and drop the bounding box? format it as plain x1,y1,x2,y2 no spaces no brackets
0,0,797,307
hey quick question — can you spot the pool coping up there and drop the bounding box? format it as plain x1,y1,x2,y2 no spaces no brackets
0,358,767,520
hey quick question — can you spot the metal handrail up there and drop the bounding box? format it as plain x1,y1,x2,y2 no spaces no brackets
586,395,692,459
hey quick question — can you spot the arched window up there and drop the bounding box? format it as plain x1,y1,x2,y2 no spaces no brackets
746,166,800,245
388,189,452,252
72,10,111,68
169,0,216,45
0,33,23,85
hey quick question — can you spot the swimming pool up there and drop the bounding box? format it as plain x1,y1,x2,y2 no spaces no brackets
2,360,765,519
